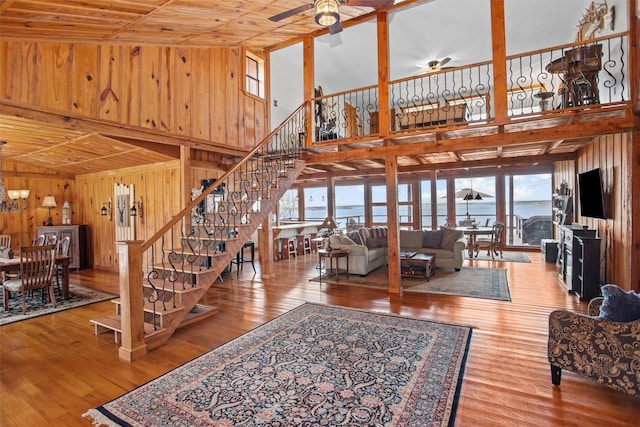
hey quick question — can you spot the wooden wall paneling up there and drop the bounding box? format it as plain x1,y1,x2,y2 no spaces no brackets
243,96,256,148
25,43,42,105
254,96,265,147
40,44,71,111
99,45,121,122
0,42,6,98
122,45,141,126
3,42,23,101
140,47,161,131
210,49,226,144
175,47,192,136
575,132,634,291
192,48,211,140
70,44,98,117
159,47,175,133
225,49,240,146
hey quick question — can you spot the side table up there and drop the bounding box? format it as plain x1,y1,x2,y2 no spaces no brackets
318,249,349,283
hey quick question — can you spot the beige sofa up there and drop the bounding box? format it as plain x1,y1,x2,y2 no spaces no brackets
326,226,466,276
399,228,466,271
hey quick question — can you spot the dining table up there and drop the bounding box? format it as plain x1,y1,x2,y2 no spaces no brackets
455,226,494,258
0,255,72,299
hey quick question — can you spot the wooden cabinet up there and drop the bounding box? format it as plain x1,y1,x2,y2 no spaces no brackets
558,225,596,296
572,236,601,300
37,225,89,270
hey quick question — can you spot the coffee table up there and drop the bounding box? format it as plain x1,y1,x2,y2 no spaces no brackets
400,253,435,281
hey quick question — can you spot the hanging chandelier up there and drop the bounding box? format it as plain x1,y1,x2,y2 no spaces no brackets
0,142,30,213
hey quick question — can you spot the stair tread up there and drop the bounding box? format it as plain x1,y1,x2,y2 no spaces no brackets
90,313,165,337
112,298,185,315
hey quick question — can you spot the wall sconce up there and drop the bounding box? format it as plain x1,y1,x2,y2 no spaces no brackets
130,197,143,224
0,142,30,212
101,197,112,221
41,195,57,226
2,189,29,212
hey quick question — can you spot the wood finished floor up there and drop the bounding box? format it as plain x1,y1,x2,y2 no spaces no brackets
0,252,638,426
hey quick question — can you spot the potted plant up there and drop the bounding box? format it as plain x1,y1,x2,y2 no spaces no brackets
0,246,14,259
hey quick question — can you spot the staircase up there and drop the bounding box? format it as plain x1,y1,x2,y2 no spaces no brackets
90,105,308,359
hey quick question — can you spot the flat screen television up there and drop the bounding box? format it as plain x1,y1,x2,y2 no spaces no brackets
578,168,607,219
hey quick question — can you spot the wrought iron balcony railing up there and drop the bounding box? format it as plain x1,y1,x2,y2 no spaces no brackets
310,33,628,147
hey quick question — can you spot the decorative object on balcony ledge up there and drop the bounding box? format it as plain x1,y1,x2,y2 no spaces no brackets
41,195,57,226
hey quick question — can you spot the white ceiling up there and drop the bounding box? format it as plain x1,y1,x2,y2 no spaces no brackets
270,0,627,126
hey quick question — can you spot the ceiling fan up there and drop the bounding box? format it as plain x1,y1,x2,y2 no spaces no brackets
417,57,452,73
269,0,395,35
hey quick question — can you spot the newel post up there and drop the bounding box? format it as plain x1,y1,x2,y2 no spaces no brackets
117,240,147,361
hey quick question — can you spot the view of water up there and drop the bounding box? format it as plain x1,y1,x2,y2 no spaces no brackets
304,200,551,228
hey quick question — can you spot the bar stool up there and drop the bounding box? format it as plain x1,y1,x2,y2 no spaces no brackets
231,241,255,276
302,235,312,255
287,237,297,258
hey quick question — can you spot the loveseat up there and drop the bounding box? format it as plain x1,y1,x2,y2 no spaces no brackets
399,228,467,271
326,226,467,276
547,284,640,396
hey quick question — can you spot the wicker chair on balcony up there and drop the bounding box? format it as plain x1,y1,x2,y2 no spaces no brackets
548,285,640,396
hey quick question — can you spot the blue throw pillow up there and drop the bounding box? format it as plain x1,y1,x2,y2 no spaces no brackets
422,230,443,249
599,284,640,322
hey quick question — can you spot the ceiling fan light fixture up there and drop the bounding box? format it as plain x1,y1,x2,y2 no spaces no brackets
315,0,340,27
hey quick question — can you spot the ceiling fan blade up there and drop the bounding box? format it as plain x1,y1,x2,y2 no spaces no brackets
343,0,395,8
269,4,313,22
439,57,451,67
328,21,343,35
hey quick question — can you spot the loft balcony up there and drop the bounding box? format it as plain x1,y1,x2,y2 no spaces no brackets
301,33,634,167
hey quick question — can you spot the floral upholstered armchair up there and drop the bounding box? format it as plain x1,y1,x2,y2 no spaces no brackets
547,285,640,396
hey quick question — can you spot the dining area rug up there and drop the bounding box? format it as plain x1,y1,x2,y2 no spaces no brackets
0,283,116,326
85,303,472,426
310,266,511,301
464,251,531,263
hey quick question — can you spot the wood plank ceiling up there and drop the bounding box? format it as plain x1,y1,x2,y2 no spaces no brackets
0,0,398,176
0,0,611,177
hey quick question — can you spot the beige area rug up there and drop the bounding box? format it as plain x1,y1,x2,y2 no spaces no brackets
310,266,511,301
463,251,531,263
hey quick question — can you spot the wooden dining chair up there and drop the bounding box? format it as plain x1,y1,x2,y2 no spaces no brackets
474,221,505,259
0,234,10,248
2,245,57,314
54,236,71,292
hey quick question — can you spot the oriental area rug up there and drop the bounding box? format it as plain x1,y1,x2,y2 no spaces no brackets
311,267,511,301
84,303,472,427
0,283,116,326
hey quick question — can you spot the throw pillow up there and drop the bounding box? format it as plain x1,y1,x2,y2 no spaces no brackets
440,227,464,251
338,234,356,246
368,226,388,248
422,230,443,248
599,284,640,322
358,227,371,248
347,230,364,246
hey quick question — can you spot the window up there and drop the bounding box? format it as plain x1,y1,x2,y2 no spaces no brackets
371,185,387,225
335,185,364,228
504,174,552,246
245,51,264,98
304,188,327,220
279,189,298,221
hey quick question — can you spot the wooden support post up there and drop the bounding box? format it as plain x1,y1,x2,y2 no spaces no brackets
385,156,401,295
117,240,147,361
490,0,508,124
259,214,274,278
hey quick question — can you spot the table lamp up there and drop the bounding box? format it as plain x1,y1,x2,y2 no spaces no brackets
42,195,57,226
